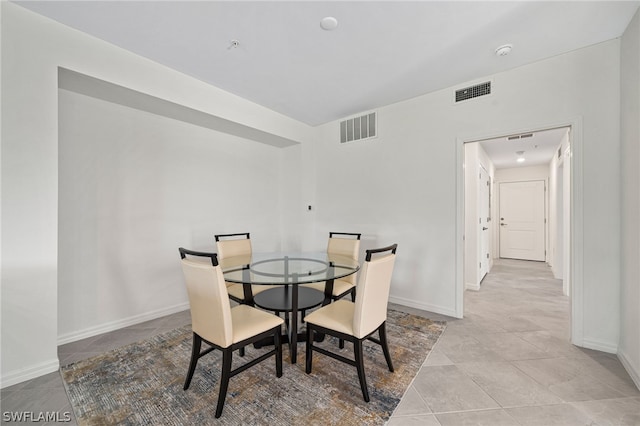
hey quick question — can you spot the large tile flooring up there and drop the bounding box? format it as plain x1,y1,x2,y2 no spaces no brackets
388,259,640,425
1,259,638,425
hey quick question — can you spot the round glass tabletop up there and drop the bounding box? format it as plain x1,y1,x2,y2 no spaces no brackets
219,252,359,285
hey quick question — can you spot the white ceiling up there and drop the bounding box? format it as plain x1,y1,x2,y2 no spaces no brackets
12,1,639,168
14,0,640,127
478,127,569,169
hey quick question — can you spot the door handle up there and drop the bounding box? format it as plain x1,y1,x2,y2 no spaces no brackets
482,227,488,231
500,223,507,226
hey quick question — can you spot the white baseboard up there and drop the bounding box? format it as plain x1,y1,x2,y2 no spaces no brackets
581,337,618,354
1,359,59,389
465,282,480,291
617,349,640,391
57,302,190,345
388,295,459,318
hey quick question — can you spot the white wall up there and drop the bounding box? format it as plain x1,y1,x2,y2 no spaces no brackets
494,165,549,182
311,39,621,352
1,3,311,386
620,7,640,389
57,89,285,342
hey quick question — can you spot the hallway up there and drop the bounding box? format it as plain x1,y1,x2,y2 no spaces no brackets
389,259,640,425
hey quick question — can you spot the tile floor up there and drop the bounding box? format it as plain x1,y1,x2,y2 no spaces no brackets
1,259,639,425
387,259,640,425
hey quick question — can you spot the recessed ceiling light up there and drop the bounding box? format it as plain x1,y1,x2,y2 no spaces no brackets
320,16,338,31
495,44,513,57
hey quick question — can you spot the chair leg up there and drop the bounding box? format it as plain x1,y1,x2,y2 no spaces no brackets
215,347,233,418
379,322,394,372
239,346,245,357
339,338,345,349
350,287,356,302
354,339,370,402
274,327,283,377
183,333,202,390
305,326,313,374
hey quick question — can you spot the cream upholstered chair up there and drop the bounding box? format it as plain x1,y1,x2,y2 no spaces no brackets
304,244,397,402
303,232,361,302
179,248,284,418
215,232,267,304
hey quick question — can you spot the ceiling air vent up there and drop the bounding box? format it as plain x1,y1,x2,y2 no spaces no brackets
340,112,377,143
455,81,491,103
508,132,535,141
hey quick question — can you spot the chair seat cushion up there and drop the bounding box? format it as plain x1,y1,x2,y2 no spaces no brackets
302,279,354,297
226,283,269,300
230,305,283,344
304,300,354,336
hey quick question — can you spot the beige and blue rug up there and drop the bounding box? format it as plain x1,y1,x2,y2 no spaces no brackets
61,309,445,425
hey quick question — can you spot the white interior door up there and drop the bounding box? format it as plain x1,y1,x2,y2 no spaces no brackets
478,166,490,281
499,180,545,261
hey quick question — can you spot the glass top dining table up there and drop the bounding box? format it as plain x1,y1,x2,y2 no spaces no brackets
219,252,360,363
219,252,360,285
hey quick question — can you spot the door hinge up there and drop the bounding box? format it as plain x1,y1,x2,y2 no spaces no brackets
479,262,482,269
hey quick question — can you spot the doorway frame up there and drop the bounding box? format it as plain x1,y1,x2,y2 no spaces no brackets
455,117,584,346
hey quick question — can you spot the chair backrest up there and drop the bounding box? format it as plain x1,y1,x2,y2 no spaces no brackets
215,233,252,259
179,247,218,265
327,232,361,258
328,232,361,284
352,244,398,338
179,248,233,347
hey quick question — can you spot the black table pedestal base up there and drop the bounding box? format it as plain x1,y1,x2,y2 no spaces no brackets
253,286,324,363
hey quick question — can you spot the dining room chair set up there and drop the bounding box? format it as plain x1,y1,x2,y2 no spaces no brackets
178,232,398,417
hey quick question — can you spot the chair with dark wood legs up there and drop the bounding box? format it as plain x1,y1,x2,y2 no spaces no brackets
304,244,397,402
179,248,284,418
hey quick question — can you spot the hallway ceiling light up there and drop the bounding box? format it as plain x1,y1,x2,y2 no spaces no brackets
320,16,338,31
516,150,526,163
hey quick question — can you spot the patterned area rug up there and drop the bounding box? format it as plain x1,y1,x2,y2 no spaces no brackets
61,309,445,425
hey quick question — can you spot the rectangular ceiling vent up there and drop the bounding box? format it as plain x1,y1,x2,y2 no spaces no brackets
340,112,377,143
455,81,491,103
507,132,535,141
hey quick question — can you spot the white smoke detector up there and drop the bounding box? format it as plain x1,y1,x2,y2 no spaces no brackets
495,44,513,57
